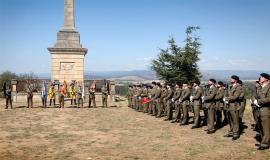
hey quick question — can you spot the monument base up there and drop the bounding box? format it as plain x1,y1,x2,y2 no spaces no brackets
48,48,87,85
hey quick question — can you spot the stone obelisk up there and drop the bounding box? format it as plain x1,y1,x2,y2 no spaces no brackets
48,0,88,85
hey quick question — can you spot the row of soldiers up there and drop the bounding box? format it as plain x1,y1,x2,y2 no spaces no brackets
127,73,270,150
4,81,109,109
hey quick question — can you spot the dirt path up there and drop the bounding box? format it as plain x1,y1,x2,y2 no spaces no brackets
0,99,269,160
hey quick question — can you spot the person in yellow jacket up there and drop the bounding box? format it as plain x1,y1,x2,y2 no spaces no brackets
69,83,77,105
49,84,56,106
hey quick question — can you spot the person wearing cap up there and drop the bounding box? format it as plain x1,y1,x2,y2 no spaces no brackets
48,83,56,106
171,82,183,123
179,82,191,126
164,83,174,121
191,80,202,128
237,80,246,131
204,79,217,133
254,73,270,150
215,81,225,129
223,75,242,140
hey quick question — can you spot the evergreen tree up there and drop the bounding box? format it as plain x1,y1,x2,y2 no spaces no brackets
151,26,201,84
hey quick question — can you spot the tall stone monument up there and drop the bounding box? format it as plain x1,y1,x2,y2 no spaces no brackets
48,0,87,85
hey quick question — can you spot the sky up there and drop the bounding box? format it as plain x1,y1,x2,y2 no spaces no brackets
0,0,269,74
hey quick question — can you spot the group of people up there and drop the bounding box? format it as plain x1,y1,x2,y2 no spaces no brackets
4,80,110,109
127,73,270,150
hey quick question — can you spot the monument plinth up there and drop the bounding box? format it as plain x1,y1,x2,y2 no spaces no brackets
48,0,87,85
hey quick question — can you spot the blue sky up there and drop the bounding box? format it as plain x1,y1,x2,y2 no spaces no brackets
0,0,269,73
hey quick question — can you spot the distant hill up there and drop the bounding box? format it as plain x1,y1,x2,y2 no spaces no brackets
201,70,267,81
36,70,268,81
84,70,157,80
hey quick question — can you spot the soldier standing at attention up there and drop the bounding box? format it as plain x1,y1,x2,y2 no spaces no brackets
88,82,96,108
149,82,157,115
238,80,246,130
147,85,153,114
215,81,225,129
158,83,168,117
251,80,261,131
27,82,34,108
171,82,182,123
5,85,12,109
223,75,241,140
190,80,202,129
101,85,108,107
253,73,270,150
127,85,133,108
135,85,143,111
204,79,217,134
164,84,174,121
179,82,191,126
154,83,162,117
49,84,56,106
141,84,149,112
69,83,77,105
132,85,137,109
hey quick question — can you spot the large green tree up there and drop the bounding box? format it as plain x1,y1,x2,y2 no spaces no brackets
151,26,201,84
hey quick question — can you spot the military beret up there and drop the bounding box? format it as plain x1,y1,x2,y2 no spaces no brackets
260,73,270,80
176,82,182,86
194,79,201,85
152,81,156,85
238,80,243,85
209,79,216,84
231,75,239,81
183,81,189,85
218,81,224,86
